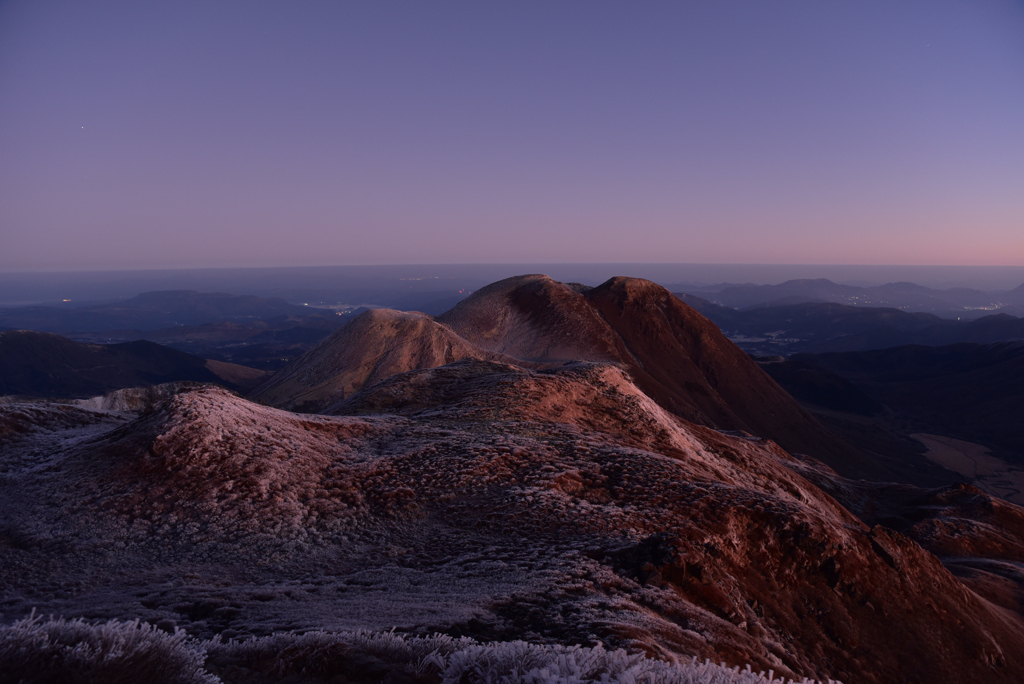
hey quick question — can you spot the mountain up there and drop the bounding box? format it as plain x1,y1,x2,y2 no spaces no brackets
676,297,1024,355
69,315,353,371
4,363,1024,683
250,308,529,411
0,330,269,398
678,278,1016,318
1001,281,1024,305
258,275,874,479
702,279,862,309
439,276,848,466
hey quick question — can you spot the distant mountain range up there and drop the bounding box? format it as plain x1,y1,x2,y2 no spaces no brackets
0,290,320,332
6,282,1024,370
675,277,1024,318
678,294,1024,355
0,288,470,332
0,290,360,370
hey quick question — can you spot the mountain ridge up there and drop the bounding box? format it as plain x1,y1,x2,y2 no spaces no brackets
258,275,871,478
679,295,1024,355
676,277,1024,318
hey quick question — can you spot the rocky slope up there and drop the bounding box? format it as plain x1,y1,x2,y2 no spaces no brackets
578,277,848,466
3,365,1023,683
787,456,1024,618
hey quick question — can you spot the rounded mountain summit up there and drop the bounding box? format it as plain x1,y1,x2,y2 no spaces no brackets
251,275,863,477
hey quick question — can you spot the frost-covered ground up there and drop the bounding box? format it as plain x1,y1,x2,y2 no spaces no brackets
1,362,1022,683
0,615,839,684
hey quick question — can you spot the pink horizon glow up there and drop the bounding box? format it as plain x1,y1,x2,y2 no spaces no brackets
2,1,1023,271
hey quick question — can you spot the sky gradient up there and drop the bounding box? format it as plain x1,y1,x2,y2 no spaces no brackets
2,1,1023,270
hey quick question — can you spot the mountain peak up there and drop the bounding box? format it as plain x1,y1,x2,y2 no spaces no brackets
591,275,673,300
257,274,862,477
250,307,524,411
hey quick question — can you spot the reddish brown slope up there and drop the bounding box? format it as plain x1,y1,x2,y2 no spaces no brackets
583,277,862,471
436,275,625,362
45,362,1023,684
254,274,865,476
440,275,863,476
250,308,519,411
788,455,1024,620
331,361,1024,683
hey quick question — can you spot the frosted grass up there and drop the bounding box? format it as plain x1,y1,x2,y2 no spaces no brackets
1,616,841,684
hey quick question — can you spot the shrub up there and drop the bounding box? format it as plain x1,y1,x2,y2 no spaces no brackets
436,641,823,684
1,617,841,684
211,631,839,684
0,613,218,684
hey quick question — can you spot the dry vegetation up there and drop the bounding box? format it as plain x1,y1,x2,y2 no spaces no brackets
0,615,841,684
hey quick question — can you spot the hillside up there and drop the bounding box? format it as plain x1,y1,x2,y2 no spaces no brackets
0,330,269,397
440,275,876,478
768,341,1024,461
3,365,1023,683
250,308,529,411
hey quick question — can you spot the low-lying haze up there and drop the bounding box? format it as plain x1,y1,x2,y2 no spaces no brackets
4,263,1024,308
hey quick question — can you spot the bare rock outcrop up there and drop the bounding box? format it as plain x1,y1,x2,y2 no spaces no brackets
788,455,1024,621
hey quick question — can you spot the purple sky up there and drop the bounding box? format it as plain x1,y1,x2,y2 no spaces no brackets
2,1,1023,271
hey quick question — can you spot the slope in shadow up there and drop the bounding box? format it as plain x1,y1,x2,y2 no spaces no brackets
0,330,268,398
761,342,1024,496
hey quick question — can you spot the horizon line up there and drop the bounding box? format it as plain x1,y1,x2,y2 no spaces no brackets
4,261,1024,276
